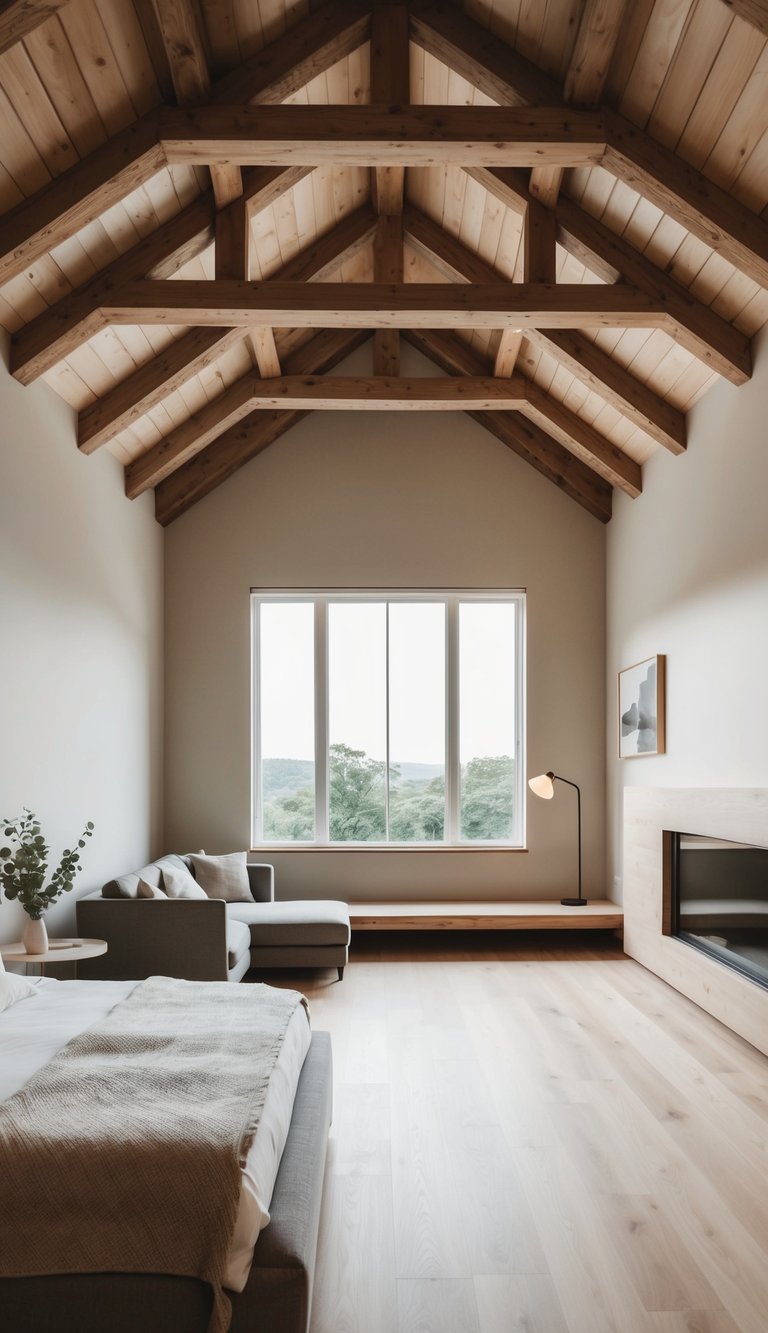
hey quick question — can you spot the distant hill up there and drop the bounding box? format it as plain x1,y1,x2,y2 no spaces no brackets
263,756,443,799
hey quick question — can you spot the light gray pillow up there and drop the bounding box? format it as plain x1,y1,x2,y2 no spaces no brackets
161,865,208,900
137,878,167,899
188,851,253,903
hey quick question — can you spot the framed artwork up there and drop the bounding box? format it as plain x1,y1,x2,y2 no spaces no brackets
618,654,665,758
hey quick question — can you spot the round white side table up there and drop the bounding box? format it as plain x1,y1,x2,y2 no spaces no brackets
0,938,107,977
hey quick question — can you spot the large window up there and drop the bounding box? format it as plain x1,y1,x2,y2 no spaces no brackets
251,591,525,848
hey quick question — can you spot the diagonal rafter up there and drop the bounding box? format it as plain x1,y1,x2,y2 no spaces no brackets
411,0,768,294
404,329,613,523
402,203,685,455
153,329,372,526
10,165,312,384
530,0,629,207
468,166,751,385
0,0,372,288
77,204,378,454
0,1,70,54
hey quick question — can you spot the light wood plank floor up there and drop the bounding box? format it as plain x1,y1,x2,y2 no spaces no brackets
262,932,768,1333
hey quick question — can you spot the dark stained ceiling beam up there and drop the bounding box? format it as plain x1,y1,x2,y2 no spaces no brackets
100,280,668,329
154,329,371,525
412,0,768,293
404,329,613,523
403,203,686,454
0,0,69,55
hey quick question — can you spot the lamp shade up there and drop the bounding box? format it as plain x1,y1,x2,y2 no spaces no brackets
528,772,556,800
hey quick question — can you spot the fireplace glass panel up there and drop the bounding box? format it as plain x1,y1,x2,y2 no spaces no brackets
673,832,768,990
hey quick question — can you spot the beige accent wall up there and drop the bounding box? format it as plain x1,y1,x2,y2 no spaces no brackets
607,327,768,899
0,334,164,943
165,344,606,902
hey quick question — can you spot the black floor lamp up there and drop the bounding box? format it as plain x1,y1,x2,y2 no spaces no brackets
527,771,587,907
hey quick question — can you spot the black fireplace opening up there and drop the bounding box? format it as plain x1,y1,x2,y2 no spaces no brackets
668,831,768,990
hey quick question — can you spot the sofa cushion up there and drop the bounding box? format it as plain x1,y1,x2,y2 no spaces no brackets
227,918,251,969
102,854,188,900
189,852,253,903
162,864,208,900
137,878,167,899
227,899,351,947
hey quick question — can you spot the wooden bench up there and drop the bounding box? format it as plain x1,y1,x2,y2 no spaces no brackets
347,899,623,931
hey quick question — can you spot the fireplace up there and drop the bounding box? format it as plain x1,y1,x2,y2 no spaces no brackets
666,831,768,991
624,789,768,1057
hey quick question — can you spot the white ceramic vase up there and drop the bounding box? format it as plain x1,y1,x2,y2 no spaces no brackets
22,914,48,955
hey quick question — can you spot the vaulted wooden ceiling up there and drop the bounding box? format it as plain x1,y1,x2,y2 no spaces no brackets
2,0,768,524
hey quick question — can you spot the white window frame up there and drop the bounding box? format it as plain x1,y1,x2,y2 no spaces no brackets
251,589,526,849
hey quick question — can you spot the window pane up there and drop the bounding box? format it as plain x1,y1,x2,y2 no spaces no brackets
328,603,386,842
389,602,445,842
260,602,315,841
459,602,516,841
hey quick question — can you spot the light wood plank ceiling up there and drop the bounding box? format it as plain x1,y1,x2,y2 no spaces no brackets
1,0,768,524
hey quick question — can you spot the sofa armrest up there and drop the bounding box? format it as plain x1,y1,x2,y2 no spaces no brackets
247,863,275,903
75,898,229,981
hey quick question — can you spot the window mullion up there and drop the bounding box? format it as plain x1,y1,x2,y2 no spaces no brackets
251,598,262,845
446,597,460,844
315,598,329,842
385,601,391,844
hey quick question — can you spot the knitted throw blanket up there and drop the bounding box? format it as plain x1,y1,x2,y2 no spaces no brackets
0,977,307,1333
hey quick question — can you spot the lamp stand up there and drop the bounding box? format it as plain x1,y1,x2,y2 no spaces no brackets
556,777,586,907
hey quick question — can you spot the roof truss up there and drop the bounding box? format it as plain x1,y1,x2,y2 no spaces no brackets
1,0,767,525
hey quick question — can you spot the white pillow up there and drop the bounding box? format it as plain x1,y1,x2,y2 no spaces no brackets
188,852,253,903
137,878,167,899
0,970,38,1013
161,865,207,900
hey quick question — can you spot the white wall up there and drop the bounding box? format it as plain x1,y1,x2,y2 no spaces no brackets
606,327,768,899
165,344,606,902
0,334,164,942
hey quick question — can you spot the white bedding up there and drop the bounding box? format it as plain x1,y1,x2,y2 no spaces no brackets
0,977,311,1293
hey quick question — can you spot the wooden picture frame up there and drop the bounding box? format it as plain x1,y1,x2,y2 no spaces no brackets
618,654,666,758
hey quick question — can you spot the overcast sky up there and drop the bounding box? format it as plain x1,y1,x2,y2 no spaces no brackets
259,599,516,766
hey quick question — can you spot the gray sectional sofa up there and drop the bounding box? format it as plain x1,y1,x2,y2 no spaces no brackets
76,854,350,982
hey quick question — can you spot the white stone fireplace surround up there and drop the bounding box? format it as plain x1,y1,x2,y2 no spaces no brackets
624,788,768,1058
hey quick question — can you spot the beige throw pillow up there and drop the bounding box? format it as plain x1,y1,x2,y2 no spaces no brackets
161,865,208,900
188,851,253,903
137,878,168,899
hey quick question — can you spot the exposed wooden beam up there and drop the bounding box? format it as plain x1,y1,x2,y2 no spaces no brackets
373,215,404,375
129,372,538,498
402,204,686,454
210,0,372,106
525,197,557,284
409,0,562,107
150,0,241,207
0,0,68,54
530,0,628,206
101,280,664,329
159,105,608,168
604,111,768,292
470,167,751,384
215,196,280,378
404,330,613,523
11,194,215,384
564,0,630,105
493,331,523,378
12,165,313,386
520,381,641,497
0,116,164,289
370,3,409,214
77,205,377,454
413,0,768,296
154,330,371,525
0,2,363,286
717,1,768,37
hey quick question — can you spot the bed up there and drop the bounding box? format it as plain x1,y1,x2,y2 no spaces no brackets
0,974,332,1333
